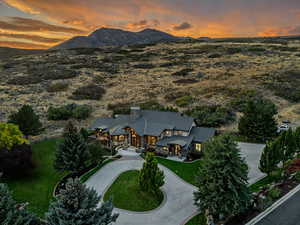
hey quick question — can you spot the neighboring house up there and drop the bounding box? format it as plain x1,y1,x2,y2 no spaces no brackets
89,107,215,158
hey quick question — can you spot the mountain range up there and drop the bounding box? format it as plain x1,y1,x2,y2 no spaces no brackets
52,28,182,50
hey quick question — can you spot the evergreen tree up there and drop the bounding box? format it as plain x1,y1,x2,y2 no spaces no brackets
54,122,90,173
259,141,281,176
0,183,37,225
194,135,251,224
139,153,164,195
238,99,278,142
8,105,43,137
276,128,297,167
295,126,300,153
45,178,118,225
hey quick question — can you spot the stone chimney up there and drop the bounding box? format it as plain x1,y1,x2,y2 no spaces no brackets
130,106,141,121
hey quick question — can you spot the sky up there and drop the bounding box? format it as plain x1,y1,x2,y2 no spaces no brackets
0,0,300,49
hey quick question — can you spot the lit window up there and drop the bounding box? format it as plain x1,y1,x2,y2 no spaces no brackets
119,135,125,141
163,147,168,151
195,143,202,151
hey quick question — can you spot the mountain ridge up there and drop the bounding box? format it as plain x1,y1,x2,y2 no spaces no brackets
51,28,182,50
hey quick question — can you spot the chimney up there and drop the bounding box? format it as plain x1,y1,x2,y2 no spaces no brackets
130,106,141,121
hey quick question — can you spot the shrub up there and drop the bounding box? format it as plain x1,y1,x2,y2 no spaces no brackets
0,144,34,178
47,104,92,121
133,63,155,69
171,68,194,76
295,171,300,181
208,53,222,58
0,123,28,150
70,84,106,100
47,82,69,92
185,105,235,127
226,47,243,54
175,96,193,107
267,187,281,201
173,79,199,84
229,89,262,112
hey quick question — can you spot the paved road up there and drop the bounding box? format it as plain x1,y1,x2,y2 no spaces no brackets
238,142,266,184
85,158,198,225
255,188,300,225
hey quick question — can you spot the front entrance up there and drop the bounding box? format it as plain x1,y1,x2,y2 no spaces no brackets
169,144,181,156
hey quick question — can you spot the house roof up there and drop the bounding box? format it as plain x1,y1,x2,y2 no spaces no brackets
190,127,215,142
90,109,194,137
156,136,194,149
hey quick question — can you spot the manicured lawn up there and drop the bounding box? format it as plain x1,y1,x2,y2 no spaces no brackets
3,138,65,218
156,157,202,186
185,213,206,225
103,170,163,211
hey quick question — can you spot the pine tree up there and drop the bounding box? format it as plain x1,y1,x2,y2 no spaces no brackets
54,122,90,174
194,135,251,224
8,105,43,137
139,153,164,195
45,178,118,225
0,183,37,225
259,141,280,176
238,99,278,142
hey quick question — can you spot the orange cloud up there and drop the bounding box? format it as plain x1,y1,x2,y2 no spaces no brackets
0,40,48,49
0,32,64,43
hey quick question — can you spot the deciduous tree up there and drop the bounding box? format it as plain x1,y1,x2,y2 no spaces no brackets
0,123,28,150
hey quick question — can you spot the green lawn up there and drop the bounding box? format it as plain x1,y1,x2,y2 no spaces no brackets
185,213,206,225
2,138,65,218
156,157,202,186
103,170,163,211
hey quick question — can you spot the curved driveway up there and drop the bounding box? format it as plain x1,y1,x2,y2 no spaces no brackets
85,157,198,225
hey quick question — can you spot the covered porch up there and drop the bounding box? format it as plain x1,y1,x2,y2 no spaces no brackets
156,136,194,157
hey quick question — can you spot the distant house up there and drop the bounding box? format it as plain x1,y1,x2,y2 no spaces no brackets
89,107,215,158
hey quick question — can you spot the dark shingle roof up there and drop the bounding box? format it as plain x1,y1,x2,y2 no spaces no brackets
156,136,194,149
190,127,215,142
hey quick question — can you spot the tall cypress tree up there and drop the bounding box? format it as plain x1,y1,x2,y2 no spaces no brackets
139,153,164,195
259,141,281,176
276,129,297,167
46,178,118,225
295,126,300,154
54,122,90,174
238,99,278,142
8,105,43,137
0,183,37,225
194,135,251,224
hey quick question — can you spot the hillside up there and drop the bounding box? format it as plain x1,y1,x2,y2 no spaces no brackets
1,39,300,138
52,28,180,49
0,47,44,60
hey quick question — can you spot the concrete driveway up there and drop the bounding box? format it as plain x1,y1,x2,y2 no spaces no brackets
238,142,266,184
85,157,198,225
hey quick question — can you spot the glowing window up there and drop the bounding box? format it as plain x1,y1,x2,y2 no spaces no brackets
195,143,202,151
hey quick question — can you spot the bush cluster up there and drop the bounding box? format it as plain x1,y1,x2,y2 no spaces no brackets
47,104,92,121
70,84,106,100
47,82,69,92
175,96,193,107
185,105,235,127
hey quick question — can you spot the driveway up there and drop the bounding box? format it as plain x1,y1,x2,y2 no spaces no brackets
85,157,198,225
238,142,266,184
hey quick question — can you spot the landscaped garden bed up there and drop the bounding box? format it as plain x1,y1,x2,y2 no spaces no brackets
103,170,164,211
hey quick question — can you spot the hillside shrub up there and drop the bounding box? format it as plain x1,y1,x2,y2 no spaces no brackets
47,104,92,121
175,96,193,107
133,63,155,69
47,82,69,92
171,68,194,76
70,84,106,100
185,105,235,127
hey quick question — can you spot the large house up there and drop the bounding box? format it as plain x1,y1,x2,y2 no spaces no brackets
90,107,215,158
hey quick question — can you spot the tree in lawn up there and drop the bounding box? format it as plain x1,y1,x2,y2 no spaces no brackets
8,105,43,137
238,99,278,142
0,182,38,225
46,178,118,225
139,153,164,195
194,135,251,224
259,141,281,176
0,122,28,150
54,122,90,174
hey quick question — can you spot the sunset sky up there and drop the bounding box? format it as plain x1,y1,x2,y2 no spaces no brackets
0,0,300,49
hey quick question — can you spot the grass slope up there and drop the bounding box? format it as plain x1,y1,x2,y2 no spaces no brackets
3,138,65,218
156,157,202,186
103,170,163,211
